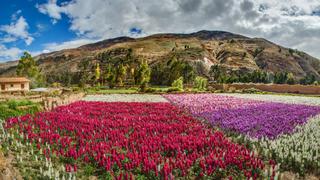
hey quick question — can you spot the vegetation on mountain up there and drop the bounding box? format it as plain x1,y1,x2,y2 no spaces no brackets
1,31,319,87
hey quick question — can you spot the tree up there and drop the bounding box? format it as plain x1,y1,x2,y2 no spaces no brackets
194,76,208,90
274,72,288,84
136,60,151,91
116,64,127,86
182,63,195,84
209,65,222,82
78,59,92,87
16,52,44,87
286,73,295,85
300,74,316,85
95,63,101,81
105,64,116,88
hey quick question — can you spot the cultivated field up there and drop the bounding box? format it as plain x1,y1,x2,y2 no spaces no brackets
1,93,320,179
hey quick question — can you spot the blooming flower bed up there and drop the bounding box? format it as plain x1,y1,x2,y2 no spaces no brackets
164,93,320,176
256,115,320,175
3,101,268,179
164,94,320,139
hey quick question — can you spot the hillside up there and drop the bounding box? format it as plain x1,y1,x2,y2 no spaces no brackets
1,30,319,83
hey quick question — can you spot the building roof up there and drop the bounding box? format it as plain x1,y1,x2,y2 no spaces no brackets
0,77,31,83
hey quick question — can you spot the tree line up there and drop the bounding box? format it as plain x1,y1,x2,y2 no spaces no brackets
209,64,317,85
15,52,319,88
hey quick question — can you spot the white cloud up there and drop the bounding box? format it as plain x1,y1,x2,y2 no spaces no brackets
0,44,23,61
0,16,34,45
36,0,320,58
36,0,63,24
43,38,100,52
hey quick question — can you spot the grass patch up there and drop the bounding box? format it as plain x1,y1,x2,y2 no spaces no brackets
0,100,41,120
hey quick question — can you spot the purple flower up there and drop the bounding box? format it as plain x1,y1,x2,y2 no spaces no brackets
164,94,320,139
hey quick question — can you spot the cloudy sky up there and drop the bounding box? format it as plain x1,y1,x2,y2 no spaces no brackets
0,0,320,62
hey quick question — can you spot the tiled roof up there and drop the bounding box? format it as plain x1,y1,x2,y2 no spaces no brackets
0,77,30,83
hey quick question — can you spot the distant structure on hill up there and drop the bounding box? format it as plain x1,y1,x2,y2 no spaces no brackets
0,77,30,92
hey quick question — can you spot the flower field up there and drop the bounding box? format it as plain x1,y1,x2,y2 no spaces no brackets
1,93,320,179
164,94,320,176
1,101,269,179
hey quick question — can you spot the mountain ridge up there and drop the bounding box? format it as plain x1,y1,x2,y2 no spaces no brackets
0,30,319,83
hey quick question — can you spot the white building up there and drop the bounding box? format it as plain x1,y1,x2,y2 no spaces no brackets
0,77,30,92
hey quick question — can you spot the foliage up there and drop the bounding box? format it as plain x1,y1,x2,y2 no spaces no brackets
136,60,151,92
0,100,40,120
194,76,208,90
208,65,305,85
96,48,139,87
273,72,288,84
209,65,270,84
300,74,316,85
286,73,295,85
16,52,45,88
150,56,195,86
171,77,184,91
95,63,101,83
242,88,262,94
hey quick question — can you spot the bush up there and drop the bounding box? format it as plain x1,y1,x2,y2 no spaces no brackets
51,82,61,88
167,87,183,93
171,77,184,90
0,100,41,120
144,88,158,93
71,86,82,92
242,88,262,94
194,76,208,91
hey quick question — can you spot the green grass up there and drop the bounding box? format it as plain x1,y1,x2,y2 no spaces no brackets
0,100,41,120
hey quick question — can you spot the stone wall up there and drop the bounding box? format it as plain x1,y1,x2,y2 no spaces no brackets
209,83,320,95
43,92,85,111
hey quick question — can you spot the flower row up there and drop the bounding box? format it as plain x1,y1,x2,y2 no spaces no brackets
256,115,320,175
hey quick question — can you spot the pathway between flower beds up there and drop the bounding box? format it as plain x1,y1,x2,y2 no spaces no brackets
82,94,168,102
221,93,320,106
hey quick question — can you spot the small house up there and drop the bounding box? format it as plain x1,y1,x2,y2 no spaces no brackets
0,77,30,92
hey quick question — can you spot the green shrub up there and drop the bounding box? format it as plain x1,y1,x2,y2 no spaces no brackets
194,76,208,91
242,88,261,94
167,87,183,93
171,77,184,91
0,100,41,120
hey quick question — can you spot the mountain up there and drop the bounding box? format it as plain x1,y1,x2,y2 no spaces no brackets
1,30,320,83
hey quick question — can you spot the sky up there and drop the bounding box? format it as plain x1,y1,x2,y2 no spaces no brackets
0,0,320,62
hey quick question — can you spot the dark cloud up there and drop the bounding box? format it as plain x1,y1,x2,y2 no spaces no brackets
176,0,202,13
241,0,254,11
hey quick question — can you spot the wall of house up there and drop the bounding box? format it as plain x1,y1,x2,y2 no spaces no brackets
0,82,29,92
